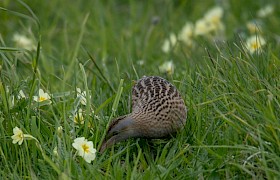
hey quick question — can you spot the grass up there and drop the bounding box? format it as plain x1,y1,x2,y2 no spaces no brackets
0,0,280,179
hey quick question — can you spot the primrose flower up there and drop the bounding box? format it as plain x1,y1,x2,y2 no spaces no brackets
10,90,26,108
162,33,177,53
257,4,274,18
74,109,84,124
33,89,51,102
77,88,91,106
11,126,35,145
72,137,96,163
194,6,224,36
245,35,266,54
18,90,26,99
11,127,24,145
194,19,210,36
137,60,144,66
159,61,174,75
178,22,194,47
12,33,36,51
246,20,262,34
204,6,223,27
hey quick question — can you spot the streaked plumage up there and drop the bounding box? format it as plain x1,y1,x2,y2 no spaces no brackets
100,76,187,152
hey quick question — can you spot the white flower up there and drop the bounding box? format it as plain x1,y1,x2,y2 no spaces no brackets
72,137,96,163
194,6,224,36
9,90,26,108
204,6,223,26
11,127,24,145
245,35,266,54
246,21,262,34
74,109,84,124
257,5,274,18
159,61,174,75
18,90,26,99
11,127,36,146
162,33,177,53
12,33,36,51
178,22,194,47
194,19,210,36
33,89,51,102
77,88,91,106
137,60,144,66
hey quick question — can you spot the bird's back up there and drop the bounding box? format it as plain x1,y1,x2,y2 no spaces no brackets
131,76,187,137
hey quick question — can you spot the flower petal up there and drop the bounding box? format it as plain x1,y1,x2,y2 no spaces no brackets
39,89,45,96
18,138,24,145
33,96,38,102
72,137,86,150
83,152,96,163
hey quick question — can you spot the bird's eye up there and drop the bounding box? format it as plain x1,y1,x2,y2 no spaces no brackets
112,131,119,136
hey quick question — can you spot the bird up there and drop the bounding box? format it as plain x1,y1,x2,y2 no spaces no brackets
100,76,187,153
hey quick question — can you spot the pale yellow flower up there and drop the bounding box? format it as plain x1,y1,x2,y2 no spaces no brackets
74,109,84,124
10,90,26,107
204,6,223,26
245,35,266,54
257,4,274,18
72,137,96,163
159,61,174,75
194,6,224,36
33,89,51,102
12,33,36,51
246,21,262,34
178,22,194,47
11,127,24,145
10,89,26,107
162,33,177,53
76,88,91,106
194,19,211,36
18,90,26,99
11,126,34,145
137,60,144,66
